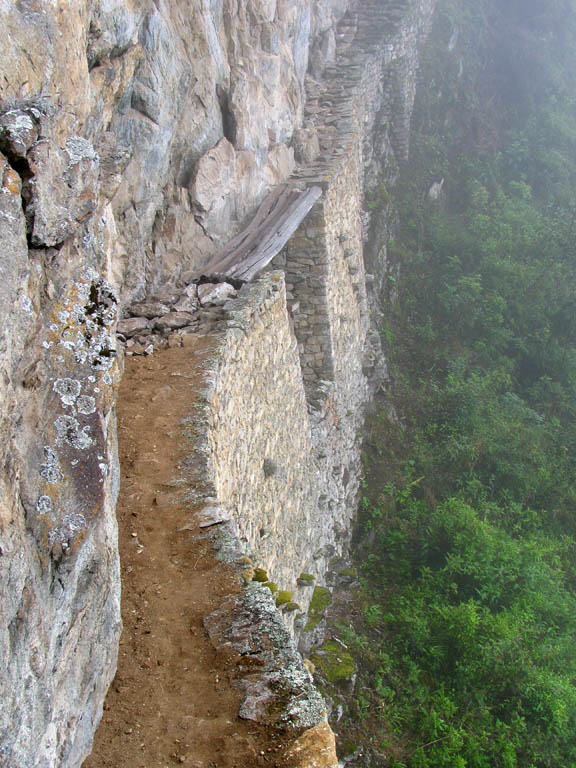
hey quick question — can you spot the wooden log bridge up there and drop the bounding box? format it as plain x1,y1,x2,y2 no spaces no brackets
195,184,322,282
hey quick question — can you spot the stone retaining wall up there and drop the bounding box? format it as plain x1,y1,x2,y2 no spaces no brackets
190,0,437,648
207,274,318,593
186,272,355,636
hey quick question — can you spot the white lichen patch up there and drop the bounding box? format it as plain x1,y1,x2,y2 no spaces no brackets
54,415,93,450
48,512,87,544
75,282,91,303
66,136,98,165
53,378,81,408
72,302,86,323
36,495,55,518
77,395,96,415
40,447,63,484
21,295,33,314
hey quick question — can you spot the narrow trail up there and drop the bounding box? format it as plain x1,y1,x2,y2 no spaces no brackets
84,339,290,768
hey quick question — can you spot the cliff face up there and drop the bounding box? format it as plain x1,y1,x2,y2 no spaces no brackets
0,0,434,765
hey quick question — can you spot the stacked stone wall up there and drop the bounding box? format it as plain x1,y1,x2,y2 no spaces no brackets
274,209,335,388
270,0,435,399
192,271,363,635
207,274,318,591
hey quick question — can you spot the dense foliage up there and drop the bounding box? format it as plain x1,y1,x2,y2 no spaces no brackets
340,1,576,765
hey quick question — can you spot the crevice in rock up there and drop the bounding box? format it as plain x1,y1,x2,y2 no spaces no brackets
217,85,238,147
1,151,35,244
127,102,160,127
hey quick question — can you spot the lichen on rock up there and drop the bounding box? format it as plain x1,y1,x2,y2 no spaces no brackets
204,585,328,730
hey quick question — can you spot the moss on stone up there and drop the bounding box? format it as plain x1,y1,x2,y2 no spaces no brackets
340,567,357,578
282,601,301,612
263,581,278,594
309,586,331,614
275,590,292,607
297,572,315,585
310,640,355,684
303,586,332,632
252,567,268,582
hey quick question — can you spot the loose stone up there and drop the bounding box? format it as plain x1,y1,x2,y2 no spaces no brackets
154,312,196,330
117,317,150,337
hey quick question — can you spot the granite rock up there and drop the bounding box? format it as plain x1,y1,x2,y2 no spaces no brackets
0,108,40,159
197,282,237,306
127,301,171,319
204,585,327,730
28,136,100,247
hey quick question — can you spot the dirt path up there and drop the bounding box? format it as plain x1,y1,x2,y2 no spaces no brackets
84,338,290,768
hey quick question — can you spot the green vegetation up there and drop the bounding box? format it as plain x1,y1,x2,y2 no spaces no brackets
304,586,332,631
282,601,301,613
252,567,268,582
340,1,576,765
311,640,356,685
275,590,292,607
297,572,316,586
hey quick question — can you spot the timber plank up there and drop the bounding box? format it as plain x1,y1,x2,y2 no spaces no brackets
195,185,322,282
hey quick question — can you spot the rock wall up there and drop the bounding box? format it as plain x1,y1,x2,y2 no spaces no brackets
192,271,359,637
0,0,435,765
207,275,318,588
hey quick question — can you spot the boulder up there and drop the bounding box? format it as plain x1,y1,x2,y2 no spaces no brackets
0,108,39,158
197,282,237,305
284,722,339,768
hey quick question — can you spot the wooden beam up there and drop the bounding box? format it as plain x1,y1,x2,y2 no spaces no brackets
196,184,322,282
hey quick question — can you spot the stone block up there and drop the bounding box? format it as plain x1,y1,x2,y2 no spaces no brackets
154,312,196,330
117,317,150,337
